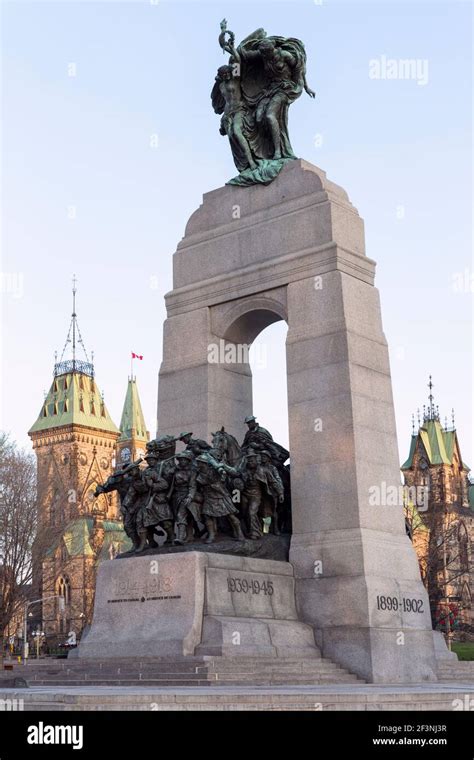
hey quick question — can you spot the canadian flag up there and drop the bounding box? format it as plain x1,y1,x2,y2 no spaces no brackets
131,352,143,360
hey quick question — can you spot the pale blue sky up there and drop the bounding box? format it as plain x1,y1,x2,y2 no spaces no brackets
1,0,472,471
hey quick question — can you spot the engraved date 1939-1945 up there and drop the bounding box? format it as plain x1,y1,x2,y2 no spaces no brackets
227,577,274,595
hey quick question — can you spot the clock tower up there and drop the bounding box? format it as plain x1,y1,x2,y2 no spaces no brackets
116,377,150,465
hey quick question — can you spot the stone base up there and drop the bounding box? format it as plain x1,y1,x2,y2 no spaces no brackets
432,631,458,662
290,530,438,684
117,534,290,562
76,552,319,660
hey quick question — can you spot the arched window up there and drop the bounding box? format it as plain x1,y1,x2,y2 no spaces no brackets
59,542,68,563
458,522,469,572
57,575,71,606
461,581,472,610
50,489,61,526
420,470,430,489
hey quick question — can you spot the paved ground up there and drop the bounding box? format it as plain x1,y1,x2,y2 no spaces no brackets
1,681,473,711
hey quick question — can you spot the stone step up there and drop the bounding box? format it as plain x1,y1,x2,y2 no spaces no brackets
2,688,472,711
13,658,354,675
436,662,474,682
25,675,361,687
8,654,363,687
24,670,360,682
28,669,361,685
20,663,345,678
8,656,330,669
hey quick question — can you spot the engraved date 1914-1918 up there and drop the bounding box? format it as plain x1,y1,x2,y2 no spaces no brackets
227,576,274,595
376,594,424,613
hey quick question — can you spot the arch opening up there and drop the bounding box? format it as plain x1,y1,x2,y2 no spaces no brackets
250,320,289,453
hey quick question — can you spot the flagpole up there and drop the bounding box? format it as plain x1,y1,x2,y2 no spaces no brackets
131,351,133,381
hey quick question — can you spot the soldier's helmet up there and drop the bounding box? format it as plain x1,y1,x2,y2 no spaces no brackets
176,451,193,462
245,450,258,460
195,453,213,467
244,415,257,424
260,450,271,460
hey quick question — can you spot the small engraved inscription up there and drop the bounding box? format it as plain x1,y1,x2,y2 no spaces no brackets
376,595,424,613
227,576,274,595
108,575,177,604
113,576,173,596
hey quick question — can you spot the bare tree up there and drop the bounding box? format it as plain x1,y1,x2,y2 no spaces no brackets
405,498,469,635
0,433,37,659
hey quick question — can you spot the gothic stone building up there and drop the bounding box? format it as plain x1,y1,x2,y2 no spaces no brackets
402,383,474,640
28,296,149,643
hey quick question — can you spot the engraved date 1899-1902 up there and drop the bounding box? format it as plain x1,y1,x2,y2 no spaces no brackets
227,577,274,595
376,594,424,613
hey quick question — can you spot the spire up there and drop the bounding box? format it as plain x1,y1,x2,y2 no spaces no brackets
29,277,119,436
402,377,462,471
118,378,149,443
54,275,94,378
72,273,77,364
424,375,439,422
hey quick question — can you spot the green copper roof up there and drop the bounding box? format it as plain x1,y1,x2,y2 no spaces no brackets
401,435,418,470
420,420,451,465
45,517,131,558
118,379,148,442
29,371,119,435
404,499,428,533
401,419,469,470
98,524,132,559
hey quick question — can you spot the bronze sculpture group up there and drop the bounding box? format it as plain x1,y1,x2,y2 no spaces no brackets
211,19,315,186
95,417,291,553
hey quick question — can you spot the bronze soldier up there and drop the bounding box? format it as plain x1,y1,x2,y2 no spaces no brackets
134,451,174,552
241,415,289,468
172,451,204,545
178,432,212,457
95,460,143,552
240,449,284,539
259,450,285,535
189,453,245,544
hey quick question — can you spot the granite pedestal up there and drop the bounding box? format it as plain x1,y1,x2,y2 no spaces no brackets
76,552,319,659
155,160,437,683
